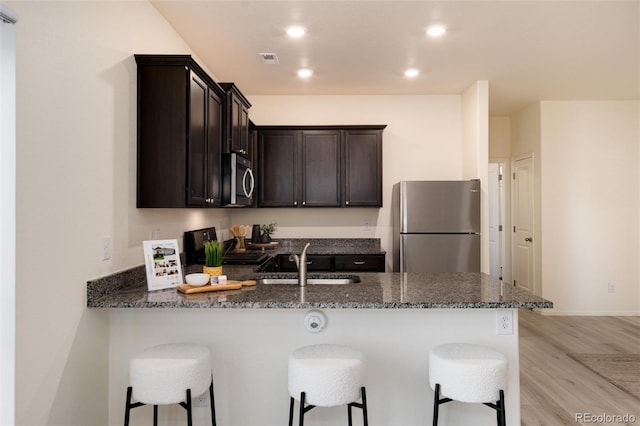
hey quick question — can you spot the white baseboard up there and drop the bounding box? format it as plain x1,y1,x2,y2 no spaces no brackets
535,309,640,316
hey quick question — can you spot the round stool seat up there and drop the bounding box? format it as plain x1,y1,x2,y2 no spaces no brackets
288,344,364,407
130,343,211,405
429,343,507,403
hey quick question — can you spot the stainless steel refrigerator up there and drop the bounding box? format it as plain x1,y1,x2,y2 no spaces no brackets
393,180,480,273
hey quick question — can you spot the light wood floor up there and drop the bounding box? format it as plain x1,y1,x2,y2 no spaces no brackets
519,309,640,426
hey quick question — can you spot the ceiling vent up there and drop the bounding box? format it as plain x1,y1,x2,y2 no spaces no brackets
259,53,279,65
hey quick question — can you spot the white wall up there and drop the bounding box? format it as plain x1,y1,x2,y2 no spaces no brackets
234,94,466,269
7,2,231,424
461,81,490,272
540,101,639,315
1,7,17,425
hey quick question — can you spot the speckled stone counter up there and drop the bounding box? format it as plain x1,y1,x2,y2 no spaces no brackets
87,268,552,310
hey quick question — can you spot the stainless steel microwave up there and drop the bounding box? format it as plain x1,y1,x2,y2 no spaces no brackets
222,153,254,206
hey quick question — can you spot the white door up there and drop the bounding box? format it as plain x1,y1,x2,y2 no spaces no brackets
488,163,504,280
512,156,535,294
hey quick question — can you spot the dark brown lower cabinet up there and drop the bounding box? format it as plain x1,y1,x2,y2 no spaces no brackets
272,253,385,272
334,254,385,272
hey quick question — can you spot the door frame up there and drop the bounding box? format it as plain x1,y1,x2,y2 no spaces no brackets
511,153,536,295
1,7,17,425
488,161,510,283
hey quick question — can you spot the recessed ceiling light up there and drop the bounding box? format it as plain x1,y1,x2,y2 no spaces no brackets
404,69,419,78
297,69,313,78
426,25,446,37
286,25,306,38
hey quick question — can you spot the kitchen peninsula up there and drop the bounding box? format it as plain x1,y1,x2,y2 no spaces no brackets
88,244,551,426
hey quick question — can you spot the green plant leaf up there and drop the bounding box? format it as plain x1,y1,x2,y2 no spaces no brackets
204,240,225,267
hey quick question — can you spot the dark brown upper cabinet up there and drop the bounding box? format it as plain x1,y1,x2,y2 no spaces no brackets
258,130,299,207
343,128,383,207
256,125,385,208
301,130,341,207
136,55,224,208
219,83,251,158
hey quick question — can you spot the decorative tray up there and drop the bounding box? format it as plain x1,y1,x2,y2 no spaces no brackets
247,242,279,251
177,280,256,294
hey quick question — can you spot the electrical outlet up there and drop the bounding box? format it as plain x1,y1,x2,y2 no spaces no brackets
363,219,370,231
193,392,208,407
101,237,111,261
496,310,513,335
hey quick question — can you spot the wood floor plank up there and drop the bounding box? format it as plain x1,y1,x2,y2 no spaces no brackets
519,309,640,426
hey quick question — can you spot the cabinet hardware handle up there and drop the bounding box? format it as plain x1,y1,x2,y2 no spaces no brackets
524,237,533,242
353,261,366,265
242,168,255,198
306,261,313,265
294,201,298,206
302,201,306,206
346,201,350,205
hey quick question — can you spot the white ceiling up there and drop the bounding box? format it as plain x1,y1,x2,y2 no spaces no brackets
151,1,639,115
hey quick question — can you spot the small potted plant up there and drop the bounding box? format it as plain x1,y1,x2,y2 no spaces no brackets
260,223,277,243
203,240,224,276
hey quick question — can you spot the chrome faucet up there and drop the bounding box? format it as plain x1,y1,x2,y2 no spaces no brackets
290,242,311,287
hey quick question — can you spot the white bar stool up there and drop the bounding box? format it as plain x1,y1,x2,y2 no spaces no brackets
124,343,216,426
288,344,368,426
428,343,507,426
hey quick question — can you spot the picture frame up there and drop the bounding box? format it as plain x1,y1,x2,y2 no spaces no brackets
142,239,183,291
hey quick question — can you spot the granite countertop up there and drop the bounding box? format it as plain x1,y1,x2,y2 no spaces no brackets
87,267,552,310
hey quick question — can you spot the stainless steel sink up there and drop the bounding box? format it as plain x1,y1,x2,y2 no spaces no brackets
257,277,360,285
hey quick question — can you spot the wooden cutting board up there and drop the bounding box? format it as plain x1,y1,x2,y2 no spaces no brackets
177,280,256,294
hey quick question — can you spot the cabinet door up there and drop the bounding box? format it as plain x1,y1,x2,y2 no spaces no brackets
137,65,188,208
301,130,341,207
206,88,223,206
229,94,241,154
343,129,383,207
229,94,250,157
239,104,250,156
278,254,332,272
258,131,299,207
334,254,385,272
186,72,208,206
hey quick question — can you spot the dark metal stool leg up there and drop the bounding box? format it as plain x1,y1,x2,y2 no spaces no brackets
288,397,295,426
124,387,133,426
348,403,353,426
209,376,216,426
432,384,440,426
153,405,158,426
361,387,368,426
499,390,506,426
299,392,306,426
185,389,193,426
347,386,368,426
